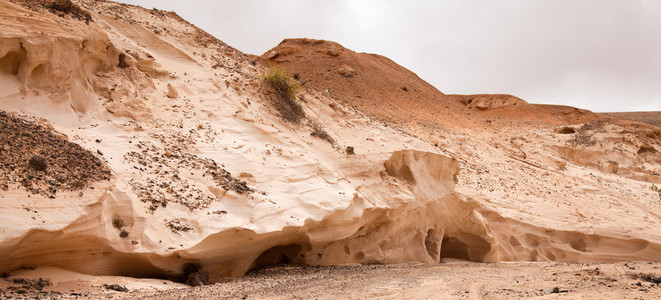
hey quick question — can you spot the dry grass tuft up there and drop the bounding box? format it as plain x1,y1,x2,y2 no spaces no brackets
262,66,305,123
309,120,335,146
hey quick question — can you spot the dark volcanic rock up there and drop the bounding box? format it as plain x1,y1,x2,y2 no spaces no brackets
0,111,112,197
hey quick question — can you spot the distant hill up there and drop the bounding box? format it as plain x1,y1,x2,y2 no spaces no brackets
600,111,661,127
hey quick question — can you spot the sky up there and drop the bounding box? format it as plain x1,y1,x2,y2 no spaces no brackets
118,0,661,112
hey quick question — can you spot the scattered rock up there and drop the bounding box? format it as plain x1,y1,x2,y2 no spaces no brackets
124,133,252,211
28,156,48,172
542,287,568,294
337,64,357,78
638,145,657,155
103,283,128,292
112,216,125,229
266,50,279,59
166,219,193,233
631,273,661,284
346,146,355,155
11,278,51,291
167,83,179,98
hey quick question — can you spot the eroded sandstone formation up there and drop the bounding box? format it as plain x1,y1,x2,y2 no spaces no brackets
1,0,660,284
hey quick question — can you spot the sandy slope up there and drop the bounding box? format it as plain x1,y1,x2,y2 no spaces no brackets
0,0,660,297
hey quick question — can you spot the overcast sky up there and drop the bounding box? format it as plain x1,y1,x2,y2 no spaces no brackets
119,0,661,112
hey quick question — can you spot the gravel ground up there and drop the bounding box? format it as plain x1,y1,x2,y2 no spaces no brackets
134,261,660,300
5,261,656,299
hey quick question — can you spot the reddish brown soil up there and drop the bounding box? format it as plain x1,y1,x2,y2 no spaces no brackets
260,38,600,133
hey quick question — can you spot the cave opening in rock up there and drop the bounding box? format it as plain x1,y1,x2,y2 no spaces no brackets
248,243,309,273
118,53,128,68
27,63,47,88
179,263,209,286
441,237,471,261
557,127,576,134
0,51,21,75
440,233,491,262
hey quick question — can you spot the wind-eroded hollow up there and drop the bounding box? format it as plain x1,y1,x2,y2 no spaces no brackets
440,233,491,262
0,51,21,75
556,127,576,134
247,243,310,273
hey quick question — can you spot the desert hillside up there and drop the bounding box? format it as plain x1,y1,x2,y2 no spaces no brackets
1,0,660,297
601,111,661,127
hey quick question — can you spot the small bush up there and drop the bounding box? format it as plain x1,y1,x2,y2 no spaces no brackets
262,66,305,123
651,185,661,201
309,121,335,145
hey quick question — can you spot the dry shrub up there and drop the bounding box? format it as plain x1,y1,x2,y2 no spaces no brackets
263,66,305,123
309,120,335,145
651,184,661,201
